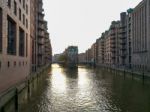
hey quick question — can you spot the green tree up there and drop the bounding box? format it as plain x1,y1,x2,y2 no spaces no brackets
58,54,67,63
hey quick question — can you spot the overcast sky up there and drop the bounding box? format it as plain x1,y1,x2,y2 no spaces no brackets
43,0,141,54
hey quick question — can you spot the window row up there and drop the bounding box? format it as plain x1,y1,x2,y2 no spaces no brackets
0,8,2,53
19,8,28,29
8,0,28,15
7,16,28,57
0,61,28,69
8,0,28,29
132,64,147,71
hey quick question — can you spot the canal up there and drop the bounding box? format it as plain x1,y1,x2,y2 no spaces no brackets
21,64,150,112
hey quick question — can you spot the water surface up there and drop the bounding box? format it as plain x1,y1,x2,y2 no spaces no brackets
22,64,150,112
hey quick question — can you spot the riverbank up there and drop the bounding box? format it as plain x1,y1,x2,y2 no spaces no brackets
0,65,51,112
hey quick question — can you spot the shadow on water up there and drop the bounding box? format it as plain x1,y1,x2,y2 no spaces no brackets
21,64,150,112
61,67,78,79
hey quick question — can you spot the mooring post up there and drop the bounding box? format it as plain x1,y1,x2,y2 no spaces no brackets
124,69,125,75
27,80,30,99
15,89,18,112
123,69,125,79
142,67,145,85
1,107,5,112
132,70,134,80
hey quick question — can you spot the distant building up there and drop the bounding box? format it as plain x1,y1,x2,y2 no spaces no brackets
103,21,121,67
97,20,128,68
30,0,37,72
85,48,92,64
37,0,46,68
97,34,105,66
119,12,127,67
78,53,86,64
126,8,133,68
64,46,78,67
34,0,52,71
30,0,52,72
103,30,112,66
91,43,97,64
52,54,62,63
44,22,52,66
83,0,150,73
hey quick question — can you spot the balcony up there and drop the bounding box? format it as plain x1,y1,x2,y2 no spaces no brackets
110,40,115,44
120,46,126,51
110,26,115,30
120,41,126,45
38,8,44,15
38,49,44,55
111,55,116,59
38,24,45,31
38,16,44,23
110,44,116,48
110,32,115,36
119,35,126,39
119,29,126,34
119,26,126,29
38,39,44,45
111,49,116,53
38,31,45,38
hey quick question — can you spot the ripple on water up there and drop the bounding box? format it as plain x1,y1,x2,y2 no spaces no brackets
21,64,150,112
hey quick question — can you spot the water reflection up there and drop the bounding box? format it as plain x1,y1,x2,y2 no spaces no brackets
78,67,89,87
22,64,150,112
49,64,67,94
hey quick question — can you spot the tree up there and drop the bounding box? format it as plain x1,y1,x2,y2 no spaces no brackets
58,54,67,63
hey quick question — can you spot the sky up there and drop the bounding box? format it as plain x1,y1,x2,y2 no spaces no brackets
43,0,141,54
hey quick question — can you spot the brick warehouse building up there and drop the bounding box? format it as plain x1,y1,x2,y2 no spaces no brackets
0,0,52,93
82,0,150,73
131,0,150,72
0,0,31,93
30,0,37,72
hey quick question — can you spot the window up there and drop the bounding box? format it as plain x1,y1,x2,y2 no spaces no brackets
19,27,25,57
26,4,28,14
19,61,21,66
19,0,21,3
0,61,1,69
8,61,10,68
26,19,28,28
23,14,25,25
0,8,2,53
19,8,21,21
7,0,11,8
14,61,16,67
14,1,17,15
7,16,16,55
26,33,28,57
23,0,25,9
